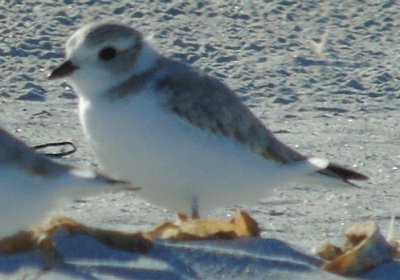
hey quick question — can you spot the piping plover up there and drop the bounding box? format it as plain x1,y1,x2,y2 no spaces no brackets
49,22,368,217
0,126,137,238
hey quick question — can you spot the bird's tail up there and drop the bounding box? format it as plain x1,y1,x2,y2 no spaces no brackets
301,159,368,187
319,162,368,186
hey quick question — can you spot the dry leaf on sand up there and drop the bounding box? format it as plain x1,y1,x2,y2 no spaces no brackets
144,211,260,241
317,220,394,276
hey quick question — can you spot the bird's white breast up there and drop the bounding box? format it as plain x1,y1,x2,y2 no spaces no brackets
0,167,81,237
0,164,119,237
0,168,53,237
79,87,313,214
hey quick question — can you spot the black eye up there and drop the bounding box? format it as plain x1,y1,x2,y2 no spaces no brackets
98,47,117,61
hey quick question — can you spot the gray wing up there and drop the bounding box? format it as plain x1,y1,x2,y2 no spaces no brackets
0,127,70,177
154,58,368,183
155,58,305,164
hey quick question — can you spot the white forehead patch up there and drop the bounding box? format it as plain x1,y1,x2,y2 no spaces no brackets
65,28,86,57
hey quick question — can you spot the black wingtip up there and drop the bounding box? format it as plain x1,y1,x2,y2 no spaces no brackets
321,162,369,182
96,174,141,191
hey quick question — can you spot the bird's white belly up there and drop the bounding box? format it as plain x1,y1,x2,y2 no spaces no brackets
0,167,111,238
80,92,302,214
0,168,58,237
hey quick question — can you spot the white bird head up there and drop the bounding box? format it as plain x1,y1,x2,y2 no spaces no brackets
49,22,159,99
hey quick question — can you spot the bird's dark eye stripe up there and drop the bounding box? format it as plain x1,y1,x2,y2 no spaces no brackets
98,47,117,61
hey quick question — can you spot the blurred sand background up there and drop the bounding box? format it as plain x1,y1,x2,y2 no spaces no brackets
0,0,399,256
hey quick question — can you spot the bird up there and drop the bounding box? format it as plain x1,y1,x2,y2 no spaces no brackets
0,126,138,239
49,22,368,218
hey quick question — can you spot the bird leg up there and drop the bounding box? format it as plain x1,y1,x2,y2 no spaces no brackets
191,197,200,219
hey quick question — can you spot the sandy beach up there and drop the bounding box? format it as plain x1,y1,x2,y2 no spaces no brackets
0,1,399,278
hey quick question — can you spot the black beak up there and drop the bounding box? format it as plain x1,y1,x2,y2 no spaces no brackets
48,60,79,80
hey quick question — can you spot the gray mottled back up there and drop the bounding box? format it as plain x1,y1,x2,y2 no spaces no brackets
0,128,68,177
154,58,305,163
